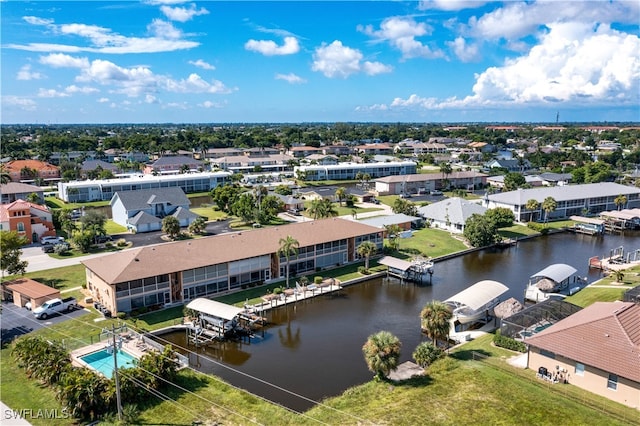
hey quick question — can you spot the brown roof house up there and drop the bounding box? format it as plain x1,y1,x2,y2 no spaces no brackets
82,218,383,315
526,301,640,409
3,278,60,309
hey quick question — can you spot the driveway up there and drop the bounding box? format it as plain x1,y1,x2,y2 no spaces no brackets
1,301,90,345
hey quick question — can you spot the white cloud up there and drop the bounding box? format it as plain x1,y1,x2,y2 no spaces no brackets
312,40,391,79
160,4,209,22
275,73,306,84
418,0,488,11
97,97,110,103
466,1,638,42
17,64,44,80
2,96,37,111
468,23,640,105
244,36,300,56
40,53,89,68
65,85,99,94
366,21,640,112
359,16,445,60
189,59,215,70
200,100,223,108
163,73,235,94
446,37,479,62
9,16,199,54
37,88,70,98
145,94,158,104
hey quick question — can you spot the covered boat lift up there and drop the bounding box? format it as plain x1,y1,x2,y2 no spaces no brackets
568,216,605,235
445,280,509,329
525,263,584,303
186,298,246,344
378,255,432,284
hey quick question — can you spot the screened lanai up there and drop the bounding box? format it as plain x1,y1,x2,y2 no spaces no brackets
499,299,582,340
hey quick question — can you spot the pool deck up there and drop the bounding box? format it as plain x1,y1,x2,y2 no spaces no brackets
70,334,150,368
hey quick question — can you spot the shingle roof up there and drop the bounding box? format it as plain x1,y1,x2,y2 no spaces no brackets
172,206,200,221
375,171,487,184
81,160,118,172
0,182,43,194
526,302,640,382
417,197,487,225
111,187,190,211
82,218,381,284
487,182,640,206
128,211,162,226
151,155,203,167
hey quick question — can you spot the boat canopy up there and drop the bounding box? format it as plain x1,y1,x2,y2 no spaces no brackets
569,215,604,225
378,256,413,272
530,264,577,283
445,280,509,311
186,298,244,321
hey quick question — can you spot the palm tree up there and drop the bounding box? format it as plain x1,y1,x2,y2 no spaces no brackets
278,235,299,288
525,199,540,222
614,194,627,211
541,196,557,223
0,166,10,184
362,330,401,380
335,187,347,206
439,162,452,189
357,241,378,271
384,224,402,251
420,301,453,347
320,198,338,218
307,199,323,220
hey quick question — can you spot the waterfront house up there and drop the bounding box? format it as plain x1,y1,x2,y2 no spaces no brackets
375,171,487,195
417,198,487,233
81,218,383,314
526,302,640,409
110,187,198,233
485,182,640,222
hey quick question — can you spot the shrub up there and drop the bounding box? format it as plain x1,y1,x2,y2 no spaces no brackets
116,238,127,247
358,266,368,274
81,283,87,289
314,276,323,284
493,330,527,353
526,222,549,234
116,312,127,320
273,287,283,295
412,341,445,367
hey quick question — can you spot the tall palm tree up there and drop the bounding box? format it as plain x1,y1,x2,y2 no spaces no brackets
420,301,453,347
541,196,557,223
335,187,347,206
384,224,402,251
362,330,401,380
614,194,627,211
278,235,299,288
307,199,323,220
320,198,338,218
439,162,452,189
525,199,540,222
357,241,378,271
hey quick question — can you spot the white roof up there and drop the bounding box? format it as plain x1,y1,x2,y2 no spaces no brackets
569,216,604,225
378,256,413,272
487,182,640,206
445,280,509,311
186,298,244,321
530,263,577,283
359,214,421,228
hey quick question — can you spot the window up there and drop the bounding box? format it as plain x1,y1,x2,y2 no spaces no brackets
17,222,25,232
607,373,618,390
575,363,584,376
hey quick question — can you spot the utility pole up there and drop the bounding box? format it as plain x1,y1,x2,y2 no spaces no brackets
112,324,123,421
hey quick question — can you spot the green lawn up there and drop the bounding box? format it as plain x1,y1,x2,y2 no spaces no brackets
104,219,127,234
396,227,469,259
190,206,229,220
5,264,86,291
498,224,541,239
565,286,628,307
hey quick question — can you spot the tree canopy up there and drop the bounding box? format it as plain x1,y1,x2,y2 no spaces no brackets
1,231,29,276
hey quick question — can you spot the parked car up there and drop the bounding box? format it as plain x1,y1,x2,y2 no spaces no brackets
33,297,78,319
429,190,443,196
95,235,113,244
371,198,380,204
40,236,64,245
42,241,70,253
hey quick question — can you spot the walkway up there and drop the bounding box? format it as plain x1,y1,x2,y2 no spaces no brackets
20,247,112,273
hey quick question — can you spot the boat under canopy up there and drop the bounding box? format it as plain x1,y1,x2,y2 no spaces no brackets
378,256,412,273
378,255,433,283
186,298,244,321
445,280,509,312
530,264,577,284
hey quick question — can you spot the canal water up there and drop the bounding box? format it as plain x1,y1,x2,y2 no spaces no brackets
153,231,640,412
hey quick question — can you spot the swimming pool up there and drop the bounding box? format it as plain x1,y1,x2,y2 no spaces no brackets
79,348,137,378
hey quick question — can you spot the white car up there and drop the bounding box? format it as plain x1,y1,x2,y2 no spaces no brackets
40,236,65,245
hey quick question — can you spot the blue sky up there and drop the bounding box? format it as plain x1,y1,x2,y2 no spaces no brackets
2,1,639,124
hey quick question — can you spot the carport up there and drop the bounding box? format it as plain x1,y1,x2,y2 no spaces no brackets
3,278,60,309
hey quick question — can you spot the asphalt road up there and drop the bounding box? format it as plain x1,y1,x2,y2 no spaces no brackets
1,301,90,345
110,218,233,247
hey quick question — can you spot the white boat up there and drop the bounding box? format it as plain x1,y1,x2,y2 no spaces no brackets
524,263,585,303
445,280,509,324
411,257,434,275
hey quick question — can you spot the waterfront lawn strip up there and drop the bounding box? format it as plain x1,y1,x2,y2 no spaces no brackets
498,224,540,239
565,287,627,307
189,206,228,221
398,227,468,258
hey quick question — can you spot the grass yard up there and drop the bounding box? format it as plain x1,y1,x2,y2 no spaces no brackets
565,286,628,307
397,227,469,258
104,219,127,234
189,206,229,221
498,224,541,239
5,264,86,291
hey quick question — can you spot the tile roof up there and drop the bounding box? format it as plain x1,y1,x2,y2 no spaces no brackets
375,171,487,183
82,218,381,284
0,199,50,216
6,159,58,172
526,302,640,382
